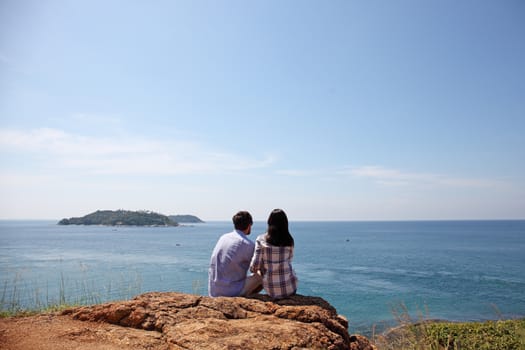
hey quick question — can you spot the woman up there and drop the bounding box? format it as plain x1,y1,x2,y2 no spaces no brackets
249,209,297,298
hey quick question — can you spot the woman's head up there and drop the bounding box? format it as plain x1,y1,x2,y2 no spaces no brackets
267,209,288,229
266,209,294,247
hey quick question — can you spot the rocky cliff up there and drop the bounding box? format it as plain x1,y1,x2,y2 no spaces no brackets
0,292,376,350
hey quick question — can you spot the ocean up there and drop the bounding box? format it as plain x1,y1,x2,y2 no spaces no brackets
1,220,524,335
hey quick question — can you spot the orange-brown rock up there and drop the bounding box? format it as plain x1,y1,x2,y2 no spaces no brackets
0,292,377,350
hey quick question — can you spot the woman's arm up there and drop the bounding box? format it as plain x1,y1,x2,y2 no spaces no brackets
249,239,263,274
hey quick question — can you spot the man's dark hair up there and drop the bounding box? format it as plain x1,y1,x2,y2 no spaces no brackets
232,211,253,231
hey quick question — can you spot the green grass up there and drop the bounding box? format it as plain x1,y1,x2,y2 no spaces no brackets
1,268,143,318
373,306,525,350
0,268,208,318
377,319,525,350
423,319,525,350
0,302,79,318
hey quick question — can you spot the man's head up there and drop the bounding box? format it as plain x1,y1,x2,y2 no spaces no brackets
232,211,253,235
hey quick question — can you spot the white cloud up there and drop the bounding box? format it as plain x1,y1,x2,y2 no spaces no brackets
275,169,321,177
346,165,502,188
0,127,274,175
71,113,122,125
250,163,505,190
0,173,54,187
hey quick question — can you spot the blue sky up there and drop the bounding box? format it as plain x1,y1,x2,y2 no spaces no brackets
1,0,524,221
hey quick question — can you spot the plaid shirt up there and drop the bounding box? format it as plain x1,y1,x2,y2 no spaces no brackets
249,234,297,299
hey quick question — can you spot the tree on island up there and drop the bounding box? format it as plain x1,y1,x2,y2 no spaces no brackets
58,210,179,226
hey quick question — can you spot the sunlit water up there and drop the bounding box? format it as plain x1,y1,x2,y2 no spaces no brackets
1,220,524,335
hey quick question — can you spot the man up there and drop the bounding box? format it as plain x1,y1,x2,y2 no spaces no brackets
208,211,262,297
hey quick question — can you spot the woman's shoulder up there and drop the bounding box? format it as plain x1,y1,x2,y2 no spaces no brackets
255,233,267,242
257,233,275,247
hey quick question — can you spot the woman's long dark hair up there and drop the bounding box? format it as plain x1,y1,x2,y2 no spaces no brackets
265,209,294,247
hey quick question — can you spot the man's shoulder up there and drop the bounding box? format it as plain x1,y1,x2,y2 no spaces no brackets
220,230,234,237
220,230,251,243
232,230,256,248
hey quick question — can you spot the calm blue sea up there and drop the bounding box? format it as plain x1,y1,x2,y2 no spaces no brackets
1,220,524,335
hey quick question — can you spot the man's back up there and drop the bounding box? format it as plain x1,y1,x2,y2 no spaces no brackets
208,230,255,297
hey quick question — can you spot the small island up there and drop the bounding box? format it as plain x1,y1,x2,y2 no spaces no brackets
168,215,204,223
58,210,179,226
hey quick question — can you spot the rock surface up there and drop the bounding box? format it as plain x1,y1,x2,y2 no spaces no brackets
0,292,376,350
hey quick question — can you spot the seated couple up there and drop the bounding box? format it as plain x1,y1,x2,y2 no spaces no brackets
208,209,297,299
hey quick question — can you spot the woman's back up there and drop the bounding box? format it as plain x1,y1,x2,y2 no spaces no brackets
251,234,297,299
